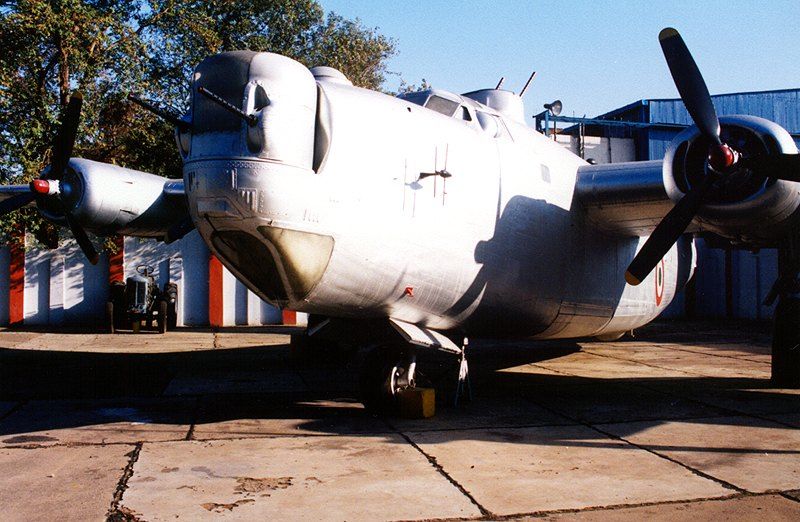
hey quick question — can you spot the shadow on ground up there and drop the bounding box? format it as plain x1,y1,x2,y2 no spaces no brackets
0,319,797,452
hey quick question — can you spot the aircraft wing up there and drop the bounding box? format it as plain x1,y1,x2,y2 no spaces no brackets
575,159,675,238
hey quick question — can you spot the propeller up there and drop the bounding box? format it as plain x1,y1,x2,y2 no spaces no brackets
626,29,741,285
760,153,800,183
0,92,99,264
0,193,36,216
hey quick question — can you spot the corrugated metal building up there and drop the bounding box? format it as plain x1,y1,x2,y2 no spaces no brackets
561,88,800,319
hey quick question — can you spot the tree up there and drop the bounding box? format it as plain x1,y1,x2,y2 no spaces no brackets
0,0,396,247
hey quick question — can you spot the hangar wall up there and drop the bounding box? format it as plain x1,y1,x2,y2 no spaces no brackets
0,231,303,327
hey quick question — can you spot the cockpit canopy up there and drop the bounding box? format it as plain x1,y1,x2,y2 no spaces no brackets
398,88,511,138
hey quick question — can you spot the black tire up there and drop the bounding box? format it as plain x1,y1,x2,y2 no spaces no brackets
106,302,115,334
157,300,168,334
110,281,126,331
358,344,404,414
163,283,178,330
167,301,177,330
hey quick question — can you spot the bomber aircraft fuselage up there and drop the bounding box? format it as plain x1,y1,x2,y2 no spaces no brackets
185,51,689,342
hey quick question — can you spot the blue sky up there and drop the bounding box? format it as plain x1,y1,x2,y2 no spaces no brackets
318,0,800,123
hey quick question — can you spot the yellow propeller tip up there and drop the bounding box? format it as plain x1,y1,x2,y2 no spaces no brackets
659,27,679,40
625,271,642,286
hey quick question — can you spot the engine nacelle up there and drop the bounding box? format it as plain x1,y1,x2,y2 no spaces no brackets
664,115,800,245
42,158,186,237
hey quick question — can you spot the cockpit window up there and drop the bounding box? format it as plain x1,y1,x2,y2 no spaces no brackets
399,91,476,124
399,91,429,107
425,95,459,117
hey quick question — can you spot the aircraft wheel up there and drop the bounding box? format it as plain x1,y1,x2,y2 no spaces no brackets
358,344,408,414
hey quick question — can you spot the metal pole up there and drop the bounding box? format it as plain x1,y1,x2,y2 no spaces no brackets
772,229,800,387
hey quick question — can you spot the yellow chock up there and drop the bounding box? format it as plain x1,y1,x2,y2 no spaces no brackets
397,387,436,419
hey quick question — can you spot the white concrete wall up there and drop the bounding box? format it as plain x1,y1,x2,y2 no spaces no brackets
554,135,635,164
1,231,301,327
23,238,109,326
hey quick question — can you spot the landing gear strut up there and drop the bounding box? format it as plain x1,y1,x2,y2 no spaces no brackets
358,344,416,413
771,230,800,387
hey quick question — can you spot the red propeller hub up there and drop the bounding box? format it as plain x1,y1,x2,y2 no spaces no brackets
708,143,736,172
31,179,51,195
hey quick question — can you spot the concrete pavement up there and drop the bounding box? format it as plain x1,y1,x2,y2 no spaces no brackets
0,321,798,521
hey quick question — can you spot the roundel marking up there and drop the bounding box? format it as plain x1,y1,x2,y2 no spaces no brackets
655,259,665,306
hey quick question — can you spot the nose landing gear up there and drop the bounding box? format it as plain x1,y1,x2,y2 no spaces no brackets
358,344,417,413
357,337,472,415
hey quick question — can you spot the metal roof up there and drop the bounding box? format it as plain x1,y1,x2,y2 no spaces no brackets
572,88,800,160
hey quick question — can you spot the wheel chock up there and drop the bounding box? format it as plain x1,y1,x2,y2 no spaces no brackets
397,387,435,419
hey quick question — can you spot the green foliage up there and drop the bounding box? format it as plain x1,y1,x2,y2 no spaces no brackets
0,0,396,248
395,78,432,95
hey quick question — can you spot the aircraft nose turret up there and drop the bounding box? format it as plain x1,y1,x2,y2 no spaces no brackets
189,51,317,168
183,51,327,308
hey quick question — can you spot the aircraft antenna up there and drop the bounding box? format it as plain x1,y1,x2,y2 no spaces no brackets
495,77,505,90
518,71,537,98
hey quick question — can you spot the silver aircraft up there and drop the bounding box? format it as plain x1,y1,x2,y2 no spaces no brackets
2,28,800,408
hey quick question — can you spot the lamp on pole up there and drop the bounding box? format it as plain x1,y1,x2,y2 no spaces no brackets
543,99,562,139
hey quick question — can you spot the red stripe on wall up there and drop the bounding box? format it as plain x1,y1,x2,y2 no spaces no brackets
282,309,297,325
108,235,124,284
9,232,24,325
208,254,223,327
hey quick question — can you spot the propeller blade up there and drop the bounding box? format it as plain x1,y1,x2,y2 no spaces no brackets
0,193,36,216
759,153,800,182
659,28,722,148
625,175,715,285
49,92,83,180
64,212,99,265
